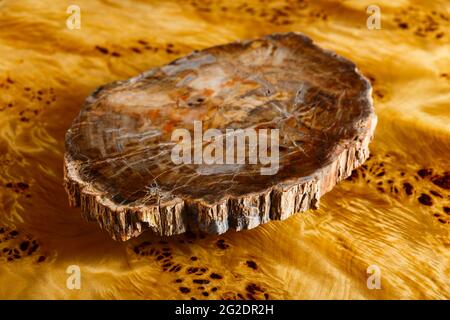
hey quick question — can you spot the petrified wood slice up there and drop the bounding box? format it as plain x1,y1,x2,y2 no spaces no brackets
64,32,377,241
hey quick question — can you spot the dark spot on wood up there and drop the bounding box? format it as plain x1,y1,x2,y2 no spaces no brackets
9,230,18,237
95,46,109,54
28,243,39,254
187,267,199,274
111,52,121,57
444,206,450,214
210,273,223,280
175,279,182,283
417,168,432,178
431,174,449,190
19,241,29,251
430,190,442,198
202,292,209,296
376,172,385,177
403,182,413,195
138,40,148,45
169,264,181,272
179,287,190,293
246,260,258,270
216,239,229,250
131,47,141,54
246,283,264,295
193,279,210,284
398,22,409,29
37,256,46,263
374,90,384,98
418,193,433,206
190,256,198,261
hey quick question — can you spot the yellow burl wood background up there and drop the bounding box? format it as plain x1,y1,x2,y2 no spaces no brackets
0,0,449,299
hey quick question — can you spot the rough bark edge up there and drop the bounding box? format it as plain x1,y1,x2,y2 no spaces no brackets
63,112,376,241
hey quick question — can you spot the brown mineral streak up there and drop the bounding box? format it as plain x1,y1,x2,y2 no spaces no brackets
64,32,377,241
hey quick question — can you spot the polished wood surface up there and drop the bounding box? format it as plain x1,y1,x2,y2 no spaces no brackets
0,0,448,299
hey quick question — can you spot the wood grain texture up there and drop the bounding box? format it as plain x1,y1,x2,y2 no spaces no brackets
0,0,449,300
64,33,377,240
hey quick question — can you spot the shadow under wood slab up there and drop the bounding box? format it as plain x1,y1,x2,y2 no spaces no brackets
64,32,377,241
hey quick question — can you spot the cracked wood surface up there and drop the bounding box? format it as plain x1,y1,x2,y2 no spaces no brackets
64,33,376,241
